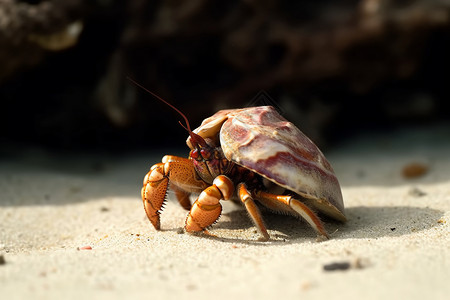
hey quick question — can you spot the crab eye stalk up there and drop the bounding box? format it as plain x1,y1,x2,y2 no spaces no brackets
190,144,213,161
188,130,208,149
200,149,211,160
190,149,200,160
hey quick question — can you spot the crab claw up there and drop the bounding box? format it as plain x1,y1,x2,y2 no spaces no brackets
142,163,169,230
185,175,234,233
142,156,210,231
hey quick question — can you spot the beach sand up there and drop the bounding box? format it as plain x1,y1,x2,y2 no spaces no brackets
1,124,449,299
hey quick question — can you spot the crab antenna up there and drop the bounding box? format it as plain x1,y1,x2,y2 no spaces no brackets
127,77,193,132
127,77,207,147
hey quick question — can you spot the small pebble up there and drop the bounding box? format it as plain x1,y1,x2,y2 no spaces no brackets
77,245,92,250
402,163,429,179
408,187,427,197
323,262,351,271
323,258,370,272
299,280,313,291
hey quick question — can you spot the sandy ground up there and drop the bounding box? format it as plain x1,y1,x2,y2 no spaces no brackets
1,124,450,300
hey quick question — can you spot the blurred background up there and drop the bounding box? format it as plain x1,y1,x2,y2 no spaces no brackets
1,0,449,153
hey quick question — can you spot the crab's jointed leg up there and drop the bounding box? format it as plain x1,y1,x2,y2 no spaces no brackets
171,184,192,211
238,183,270,241
255,190,329,239
185,175,234,234
141,155,208,230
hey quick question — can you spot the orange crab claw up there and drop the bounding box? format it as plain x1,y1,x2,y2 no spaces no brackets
142,156,209,231
142,163,169,230
185,175,234,233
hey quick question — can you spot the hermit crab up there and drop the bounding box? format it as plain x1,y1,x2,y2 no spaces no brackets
139,84,346,241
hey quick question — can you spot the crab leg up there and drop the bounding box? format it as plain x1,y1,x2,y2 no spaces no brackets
141,155,207,230
238,183,270,241
171,184,192,211
255,191,329,239
185,175,234,234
